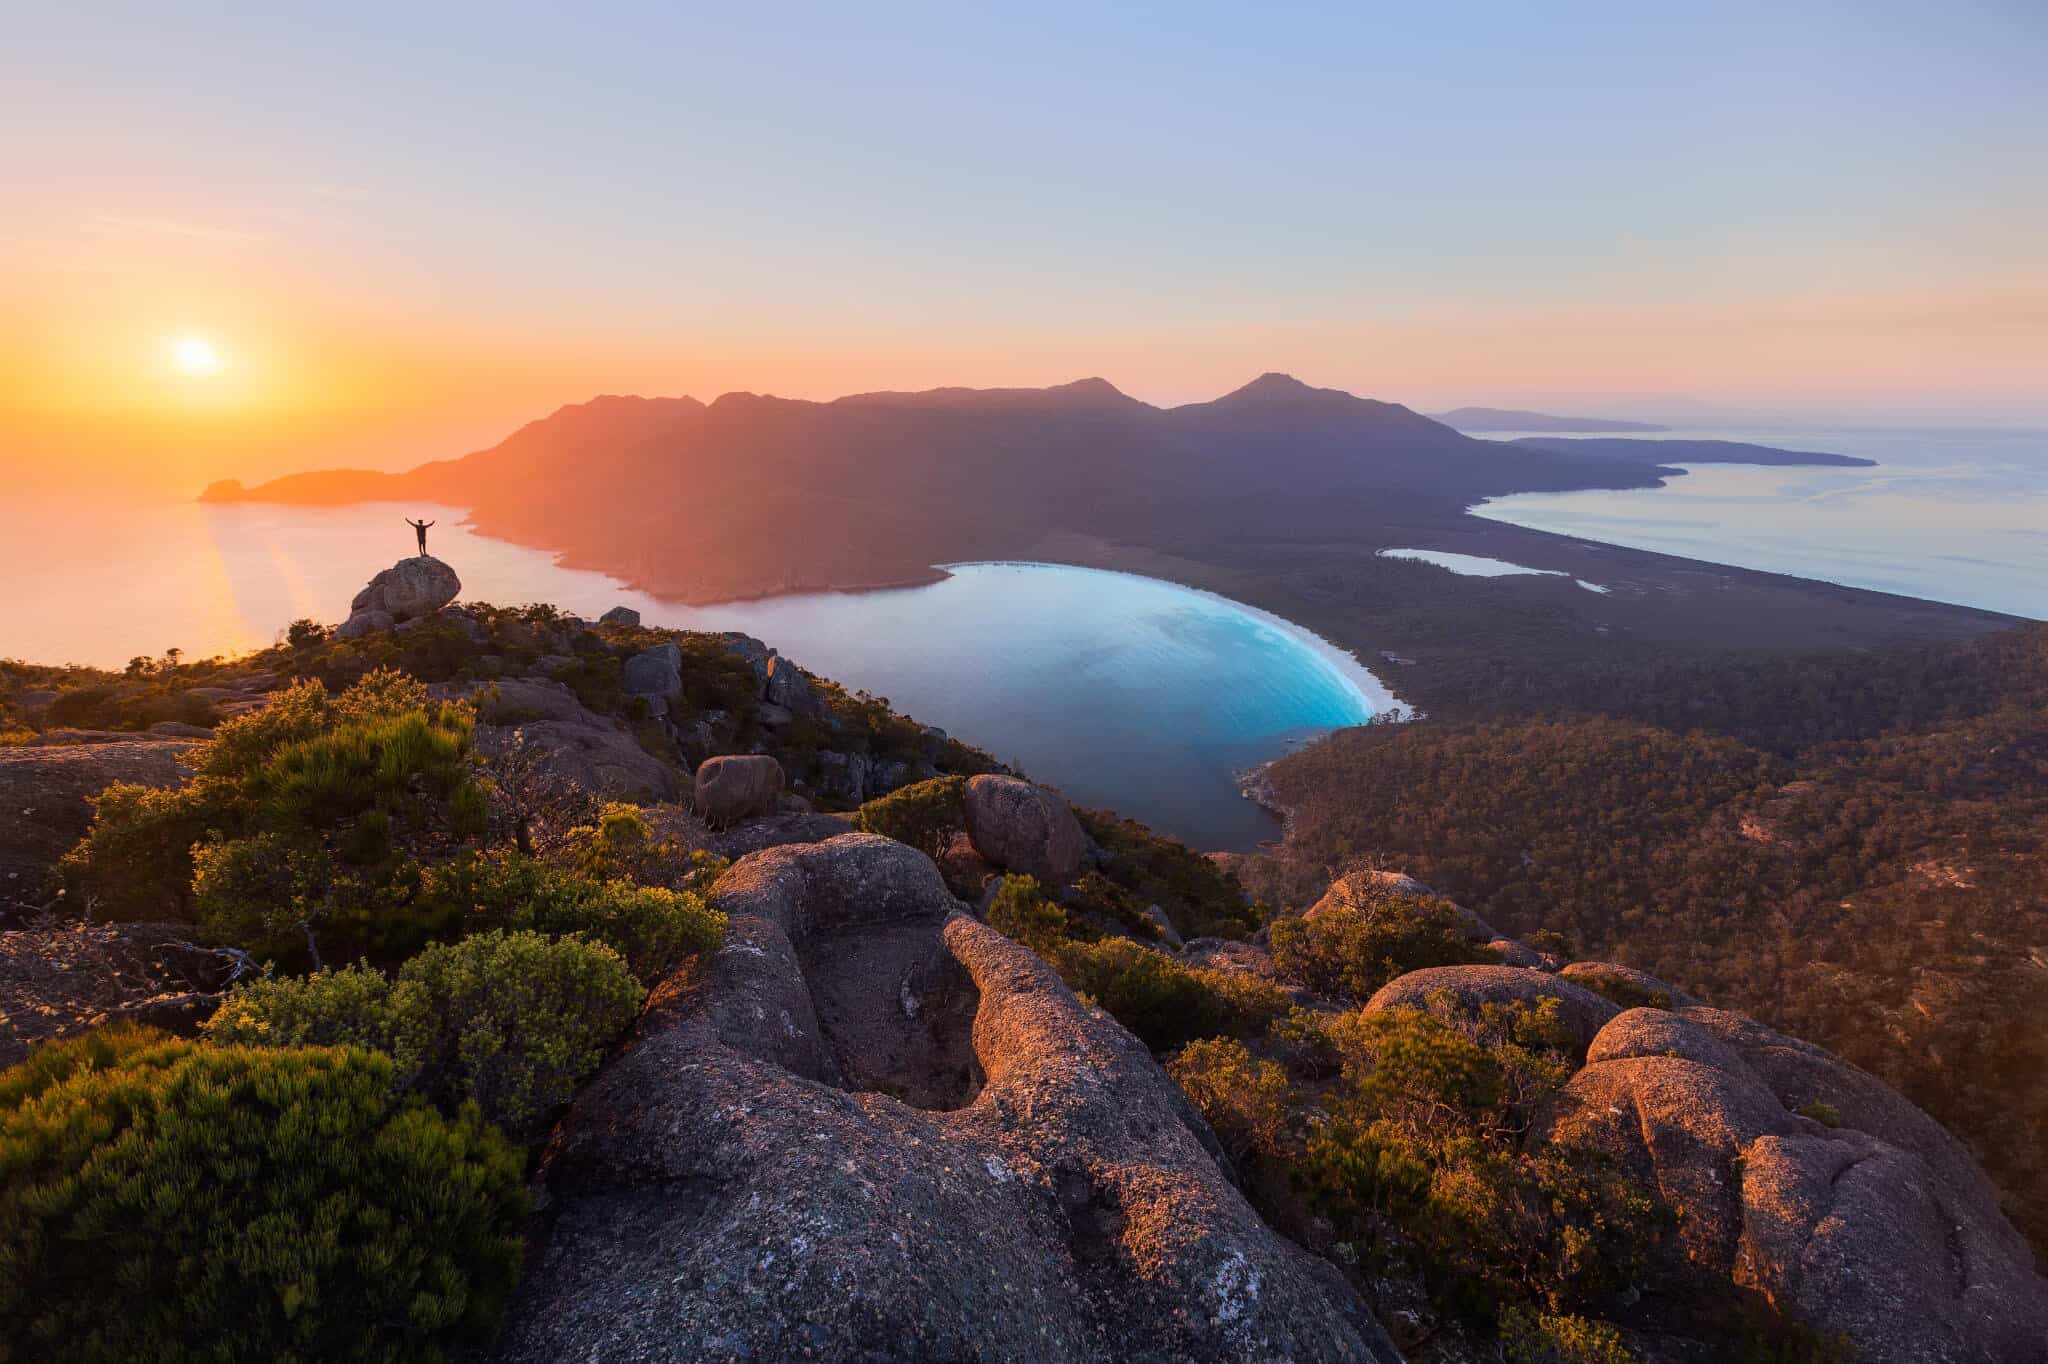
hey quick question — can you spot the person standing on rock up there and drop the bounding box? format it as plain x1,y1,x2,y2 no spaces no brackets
404,517,435,556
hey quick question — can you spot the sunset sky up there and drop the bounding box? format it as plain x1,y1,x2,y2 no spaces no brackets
5,1,2044,492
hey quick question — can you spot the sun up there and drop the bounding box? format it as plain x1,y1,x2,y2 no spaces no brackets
172,335,224,376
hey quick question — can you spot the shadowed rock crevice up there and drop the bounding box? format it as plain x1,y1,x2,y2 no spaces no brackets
801,920,985,1110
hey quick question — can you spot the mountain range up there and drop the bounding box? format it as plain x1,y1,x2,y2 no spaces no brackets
202,374,1845,606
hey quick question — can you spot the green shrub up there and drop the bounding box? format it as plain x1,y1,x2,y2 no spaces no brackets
1053,937,1286,1052
0,1029,526,1363
202,963,406,1058
417,854,723,983
561,802,727,892
394,931,641,1142
984,874,1285,1052
44,684,117,729
191,677,332,777
1075,807,1258,940
1169,1036,1295,1159
57,780,227,921
64,677,489,962
986,874,1071,953
0,1020,167,1110
208,931,643,1143
1800,1100,1842,1128
1566,965,1671,1011
1500,1308,1632,1364
329,665,430,725
1062,870,1168,940
1269,894,1495,1002
1300,1005,1670,1328
855,775,965,859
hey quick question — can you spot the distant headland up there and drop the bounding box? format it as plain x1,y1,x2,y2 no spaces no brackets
1431,405,1668,432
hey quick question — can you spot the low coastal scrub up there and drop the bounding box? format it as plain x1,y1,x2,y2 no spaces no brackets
413,853,723,985
205,931,642,1142
1268,892,1497,1002
1076,806,1259,940
62,671,487,960
986,875,1832,1358
16,663,740,1359
985,874,1286,1052
855,775,966,859
0,1027,527,1363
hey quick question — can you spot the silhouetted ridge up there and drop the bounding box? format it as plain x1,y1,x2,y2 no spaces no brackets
200,374,1877,603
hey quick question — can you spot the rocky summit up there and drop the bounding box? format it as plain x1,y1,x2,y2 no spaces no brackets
2,574,2044,1364
495,834,1401,1363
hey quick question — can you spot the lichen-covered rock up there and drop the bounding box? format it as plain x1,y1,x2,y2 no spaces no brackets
764,652,816,711
0,921,237,1065
813,749,871,805
494,835,1399,1362
962,774,1087,885
1537,1004,2048,1362
719,632,774,697
694,753,786,825
620,642,682,703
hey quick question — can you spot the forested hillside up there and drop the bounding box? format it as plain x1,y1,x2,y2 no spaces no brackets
1249,622,2048,1253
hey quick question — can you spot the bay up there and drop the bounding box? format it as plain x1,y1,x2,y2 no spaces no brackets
0,496,1399,850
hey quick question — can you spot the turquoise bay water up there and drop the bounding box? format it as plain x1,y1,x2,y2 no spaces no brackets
1472,426,2048,619
0,498,1399,850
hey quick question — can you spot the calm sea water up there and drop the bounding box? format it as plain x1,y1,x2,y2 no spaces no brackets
1471,426,2048,620
0,498,1397,850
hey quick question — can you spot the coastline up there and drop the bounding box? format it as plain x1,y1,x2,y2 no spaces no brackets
935,560,1411,722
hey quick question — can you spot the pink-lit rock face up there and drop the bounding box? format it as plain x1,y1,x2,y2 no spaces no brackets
493,833,1401,1363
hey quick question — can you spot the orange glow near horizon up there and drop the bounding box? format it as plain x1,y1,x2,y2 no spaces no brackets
2,216,2043,500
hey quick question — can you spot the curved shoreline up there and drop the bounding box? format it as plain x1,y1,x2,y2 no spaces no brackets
935,559,1411,722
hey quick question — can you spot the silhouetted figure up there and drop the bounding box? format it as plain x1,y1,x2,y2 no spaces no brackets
405,517,435,556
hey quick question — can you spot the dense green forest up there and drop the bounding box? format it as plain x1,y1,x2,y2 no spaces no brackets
1250,621,2048,1254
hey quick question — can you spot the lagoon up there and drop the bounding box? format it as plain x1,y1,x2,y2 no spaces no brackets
0,495,1400,850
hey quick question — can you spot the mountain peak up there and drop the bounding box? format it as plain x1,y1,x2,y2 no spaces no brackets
1049,376,1128,401
1223,372,1318,401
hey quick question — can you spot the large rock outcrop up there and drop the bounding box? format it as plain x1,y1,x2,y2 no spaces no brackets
962,774,1088,884
1391,962,2048,1362
0,739,196,910
452,677,678,801
336,555,460,638
621,642,683,709
495,834,1399,1362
